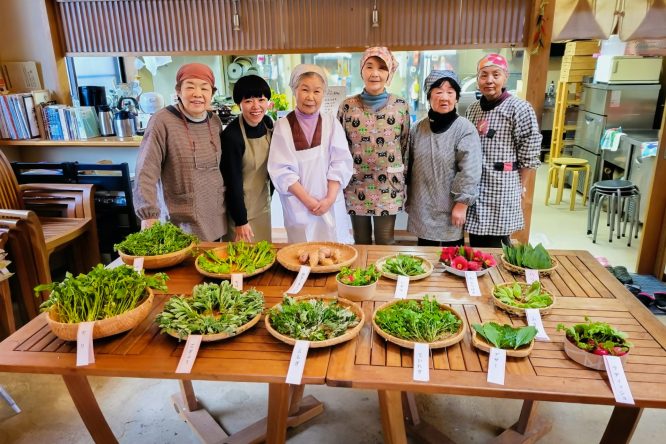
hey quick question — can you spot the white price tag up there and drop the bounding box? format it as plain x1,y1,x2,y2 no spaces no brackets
413,343,430,382
525,308,550,341
175,335,203,374
394,275,410,299
133,257,144,272
465,271,481,296
285,340,310,385
286,266,311,294
76,322,95,367
603,355,635,405
231,273,243,290
487,347,506,385
525,269,540,284
0,385,21,413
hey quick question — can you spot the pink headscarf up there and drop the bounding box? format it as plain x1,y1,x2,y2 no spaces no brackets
360,47,399,85
477,53,508,73
176,63,216,87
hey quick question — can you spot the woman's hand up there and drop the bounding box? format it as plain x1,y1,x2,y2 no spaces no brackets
141,218,158,230
451,203,468,227
311,196,335,216
234,224,254,242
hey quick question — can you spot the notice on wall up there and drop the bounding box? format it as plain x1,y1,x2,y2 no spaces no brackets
320,86,347,116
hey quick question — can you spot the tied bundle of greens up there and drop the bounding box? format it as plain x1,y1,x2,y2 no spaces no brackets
381,254,426,276
472,322,537,349
36,265,168,323
114,222,197,256
268,296,359,341
374,296,462,343
493,282,553,309
156,281,264,340
557,317,631,356
501,242,553,270
197,241,275,274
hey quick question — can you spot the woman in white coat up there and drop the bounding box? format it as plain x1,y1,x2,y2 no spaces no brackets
268,64,353,243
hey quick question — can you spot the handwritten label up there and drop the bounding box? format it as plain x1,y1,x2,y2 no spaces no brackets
394,275,410,299
413,343,430,382
487,347,506,385
525,269,540,284
286,266,311,294
0,385,21,413
133,257,144,272
603,355,635,405
285,340,310,385
465,271,481,296
320,86,347,115
525,309,550,341
175,335,203,374
76,322,95,367
231,273,243,290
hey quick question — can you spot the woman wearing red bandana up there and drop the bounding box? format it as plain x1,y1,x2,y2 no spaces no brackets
464,54,541,248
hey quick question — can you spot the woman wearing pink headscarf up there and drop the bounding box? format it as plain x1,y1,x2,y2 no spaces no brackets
338,47,410,245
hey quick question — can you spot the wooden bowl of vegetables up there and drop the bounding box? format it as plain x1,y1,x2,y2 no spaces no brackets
492,281,555,316
558,318,631,370
500,242,558,276
195,241,276,279
115,222,197,269
471,322,537,358
372,296,466,349
375,254,433,281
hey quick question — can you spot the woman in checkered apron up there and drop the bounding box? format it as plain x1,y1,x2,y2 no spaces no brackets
465,54,541,248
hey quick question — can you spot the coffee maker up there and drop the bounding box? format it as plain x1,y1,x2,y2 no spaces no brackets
78,86,115,136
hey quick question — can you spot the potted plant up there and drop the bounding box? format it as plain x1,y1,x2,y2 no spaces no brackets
336,265,381,301
439,246,497,276
557,317,631,370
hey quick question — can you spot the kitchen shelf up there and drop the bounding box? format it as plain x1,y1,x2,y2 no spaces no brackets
0,136,142,147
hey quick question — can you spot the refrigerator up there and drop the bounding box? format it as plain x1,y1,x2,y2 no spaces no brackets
570,83,660,193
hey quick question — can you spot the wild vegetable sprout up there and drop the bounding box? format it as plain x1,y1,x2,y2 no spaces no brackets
381,254,426,276
197,241,275,274
114,221,197,256
493,282,553,309
472,323,537,349
502,242,553,269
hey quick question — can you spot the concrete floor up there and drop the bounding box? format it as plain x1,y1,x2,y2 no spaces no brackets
1,164,665,443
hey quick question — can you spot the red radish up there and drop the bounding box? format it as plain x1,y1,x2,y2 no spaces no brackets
593,348,609,356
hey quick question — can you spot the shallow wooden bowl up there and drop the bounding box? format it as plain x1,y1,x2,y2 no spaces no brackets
276,242,358,273
500,255,559,276
471,329,535,358
166,312,262,342
194,246,275,279
491,282,556,317
375,254,434,281
118,242,195,269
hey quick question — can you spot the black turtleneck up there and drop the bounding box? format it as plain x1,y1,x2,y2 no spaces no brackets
428,108,459,134
480,89,511,111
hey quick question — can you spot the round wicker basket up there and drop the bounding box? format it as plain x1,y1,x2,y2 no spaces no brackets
166,312,262,342
46,289,155,341
471,329,534,358
375,254,434,281
500,255,559,276
372,299,466,349
276,242,358,273
563,337,629,370
491,282,556,317
118,242,195,270
194,246,275,279
265,295,365,348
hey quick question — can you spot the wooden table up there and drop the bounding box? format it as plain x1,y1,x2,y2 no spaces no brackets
327,246,666,444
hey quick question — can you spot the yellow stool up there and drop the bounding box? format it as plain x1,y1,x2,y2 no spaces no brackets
545,157,591,210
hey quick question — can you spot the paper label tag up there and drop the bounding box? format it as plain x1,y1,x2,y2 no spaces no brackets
231,273,243,290
175,335,203,374
394,275,410,299
525,308,550,341
133,257,144,272
603,355,635,405
286,266,311,294
465,271,481,296
525,269,540,284
413,343,430,382
487,347,506,385
0,385,21,413
76,322,95,367
285,340,310,385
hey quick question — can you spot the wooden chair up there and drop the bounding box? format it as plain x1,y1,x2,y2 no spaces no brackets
11,161,77,184
0,230,17,337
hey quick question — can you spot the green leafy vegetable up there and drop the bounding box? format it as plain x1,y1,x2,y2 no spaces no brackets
473,322,537,349
156,281,264,340
381,254,426,276
337,265,381,286
197,241,275,274
502,242,553,270
36,265,168,323
114,221,197,256
557,317,631,356
493,281,553,309
268,296,359,341
374,296,462,343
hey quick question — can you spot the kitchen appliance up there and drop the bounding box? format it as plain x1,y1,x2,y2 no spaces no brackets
593,56,662,84
97,104,115,136
137,92,165,134
78,86,108,110
114,97,138,138
623,130,659,224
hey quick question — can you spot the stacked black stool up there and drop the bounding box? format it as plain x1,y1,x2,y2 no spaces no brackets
587,179,641,246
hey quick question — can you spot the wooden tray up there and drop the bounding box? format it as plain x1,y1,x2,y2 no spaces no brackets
276,242,358,273
500,255,559,276
46,289,154,341
118,242,195,269
563,337,629,370
471,329,535,358
371,299,466,349
492,282,556,317
375,254,434,281
166,312,262,342
440,263,494,277
265,295,365,348
194,246,275,279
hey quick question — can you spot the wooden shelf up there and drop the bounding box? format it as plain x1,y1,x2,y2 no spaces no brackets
0,136,142,147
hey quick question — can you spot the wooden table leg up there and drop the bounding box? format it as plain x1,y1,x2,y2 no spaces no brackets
172,379,229,443
266,383,291,444
378,390,407,444
401,392,455,444
61,375,117,444
489,400,552,444
600,405,643,444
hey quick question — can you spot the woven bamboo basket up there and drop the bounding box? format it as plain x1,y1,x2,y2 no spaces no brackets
492,282,556,317
375,254,434,281
166,312,262,342
118,242,195,269
265,295,365,348
563,337,629,370
471,329,535,358
500,255,559,276
372,299,466,349
194,246,275,279
276,242,358,273
46,289,155,341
